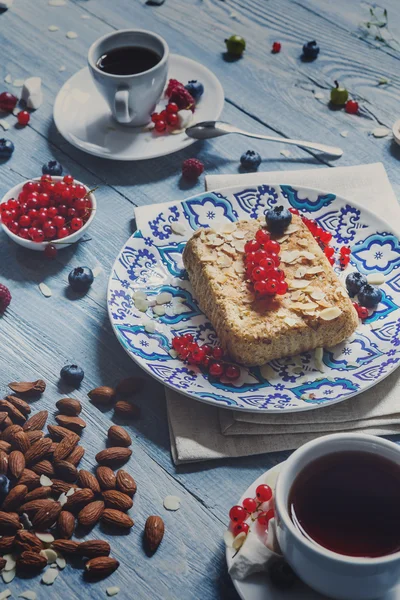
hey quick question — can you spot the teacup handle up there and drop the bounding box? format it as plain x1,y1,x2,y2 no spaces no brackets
114,88,131,124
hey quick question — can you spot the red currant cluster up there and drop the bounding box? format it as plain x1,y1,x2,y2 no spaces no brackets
151,102,180,133
151,78,196,134
171,334,241,381
228,484,274,538
244,229,288,296
0,175,92,243
289,208,351,269
352,302,369,320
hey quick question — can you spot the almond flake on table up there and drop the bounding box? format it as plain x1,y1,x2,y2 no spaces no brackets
170,221,185,235
59,65,66,72
66,31,78,39
106,588,120,597
12,79,25,87
0,120,10,130
340,130,348,138
4,74,11,84
163,495,181,511
41,548,57,564
92,265,102,278
48,25,59,31
4,554,16,571
313,92,324,100
35,532,54,543
0,591,11,600
280,149,292,158
371,127,390,138
314,347,324,371
1,569,15,584
39,282,52,297
42,567,59,585
19,593,37,600
367,272,385,285
56,557,66,569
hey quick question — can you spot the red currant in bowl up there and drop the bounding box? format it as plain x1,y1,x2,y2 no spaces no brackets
0,176,96,251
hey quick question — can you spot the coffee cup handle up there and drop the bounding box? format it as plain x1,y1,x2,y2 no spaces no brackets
114,88,131,124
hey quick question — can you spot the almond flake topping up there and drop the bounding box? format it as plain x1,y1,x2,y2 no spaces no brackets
205,234,224,247
299,251,316,260
284,316,300,326
275,234,289,244
309,289,325,301
280,250,300,264
290,290,304,301
306,266,324,275
288,279,310,289
319,307,342,321
289,301,318,312
233,261,245,274
285,223,301,234
232,532,247,550
232,230,245,239
232,239,246,253
219,222,236,234
217,254,233,268
294,266,308,279
297,239,309,247
367,273,385,285
1,570,15,584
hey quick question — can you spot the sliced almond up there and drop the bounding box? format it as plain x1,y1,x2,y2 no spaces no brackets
288,279,310,289
306,266,325,275
156,292,172,305
309,289,325,301
280,250,300,264
163,495,181,511
319,307,342,321
232,531,246,550
217,254,233,268
233,261,245,274
300,251,316,260
314,347,324,371
232,230,245,239
294,266,308,279
170,222,185,236
219,222,236,234
367,273,385,285
153,305,166,317
232,239,246,253
205,234,224,247
223,530,235,548
284,316,300,327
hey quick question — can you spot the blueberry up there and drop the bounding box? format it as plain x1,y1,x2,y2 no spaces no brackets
268,559,297,589
302,40,320,60
345,272,367,297
42,160,63,176
240,150,262,171
265,205,292,234
68,266,94,292
0,138,14,159
0,475,10,503
185,80,204,102
60,364,84,387
358,284,382,308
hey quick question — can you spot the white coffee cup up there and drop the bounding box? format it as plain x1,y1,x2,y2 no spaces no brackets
88,29,169,127
275,433,400,600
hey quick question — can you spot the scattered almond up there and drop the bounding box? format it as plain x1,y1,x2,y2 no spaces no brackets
51,539,79,554
101,509,133,529
55,415,86,434
107,425,132,448
77,470,100,493
64,488,94,512
116,470,136,497
88,386,116,405
53,432,79,461
8,380,46,395
47,425,74,441
114,401,140,419
57,510,75,539
5,396,31,416
2,485,27,511
24,438,52,466
96,466,116,490
32,502,62,530
77,500,104,527
14,531,43,554
11,431,30,454
31,460,54,477
23,411,48,432
144,515,164,553
102,490,133,512
54,459,78,482
65,445,85,466
85,556,119,579
78,539,111,558
95,447,132,467
55,398,82,416
17,551,47,571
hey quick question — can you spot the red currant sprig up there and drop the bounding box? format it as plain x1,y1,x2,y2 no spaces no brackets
171,335,241,381
228,484,275,542
244,229,288,297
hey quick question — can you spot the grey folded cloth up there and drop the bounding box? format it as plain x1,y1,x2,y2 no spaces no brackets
135,163,400,464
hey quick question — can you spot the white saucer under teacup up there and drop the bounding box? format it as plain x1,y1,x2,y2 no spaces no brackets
53,54,224,161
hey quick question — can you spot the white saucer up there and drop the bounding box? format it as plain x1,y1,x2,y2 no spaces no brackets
53,54,224,161
227,463,400,600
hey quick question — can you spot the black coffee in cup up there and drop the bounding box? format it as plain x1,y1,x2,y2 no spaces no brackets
288,451,400,557
96,46,161,76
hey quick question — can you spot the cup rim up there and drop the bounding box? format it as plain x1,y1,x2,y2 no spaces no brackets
275,433,400,566
88,28,169,79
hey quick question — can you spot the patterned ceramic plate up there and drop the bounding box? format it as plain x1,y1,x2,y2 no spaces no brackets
107,184,400,413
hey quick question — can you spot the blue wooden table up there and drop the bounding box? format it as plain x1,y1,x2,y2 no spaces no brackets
1,0,400,597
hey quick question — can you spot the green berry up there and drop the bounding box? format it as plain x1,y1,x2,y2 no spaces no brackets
330,80,349,106
225,35,246,56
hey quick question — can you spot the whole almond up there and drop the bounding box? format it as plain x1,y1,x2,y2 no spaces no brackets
24,486,52,502
8,450,25,479
77,470,100,493
0,511,22,533
64,488,95,512
0,416,13,430
102,490,133,512
6,395,31,416
88,386,116,405
85,556,119,579
78,500,104,528
19,498,55,515
96,466,116,490
54,460,78,482
0,535,15,552
55,415,86,434
114,400,140,419
47,424,73,441
101,508,134,529
95,447,132,467
116,470,137,497
8,380,46,395
53,433,79,461
48,442,58,455
0,441,11,453
23,410,48,432
0,399,26,424
52,539,79,554
32,501,62,529
115,376,144,396
65,445,85,466
15,530,44,553
51,479,77,495
56,398,82,416
2,424,23,442
11,431,31,454
25,437,52,466
31,460,54,477
107,425,132,448
18,468,41,490
144,515,165,553
0,411,9,426
2,484,27,511
79,539,110,557
57,510,75,539
0,450,8,474
26,430,44,445
17,550,47,570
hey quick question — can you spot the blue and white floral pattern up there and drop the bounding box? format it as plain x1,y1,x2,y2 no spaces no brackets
107,185,400,413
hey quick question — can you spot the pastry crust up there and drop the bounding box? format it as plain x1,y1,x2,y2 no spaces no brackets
182,215,359,366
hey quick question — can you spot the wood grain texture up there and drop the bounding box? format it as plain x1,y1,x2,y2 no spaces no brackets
1,0,400,598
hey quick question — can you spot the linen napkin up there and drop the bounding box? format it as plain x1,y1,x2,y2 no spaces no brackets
135,163,400,464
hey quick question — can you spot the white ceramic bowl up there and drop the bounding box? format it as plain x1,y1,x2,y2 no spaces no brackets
275,433,400,600
0,176,97,251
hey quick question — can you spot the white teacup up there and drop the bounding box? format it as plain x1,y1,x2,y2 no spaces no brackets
88,29,169,127
275,433,400,600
